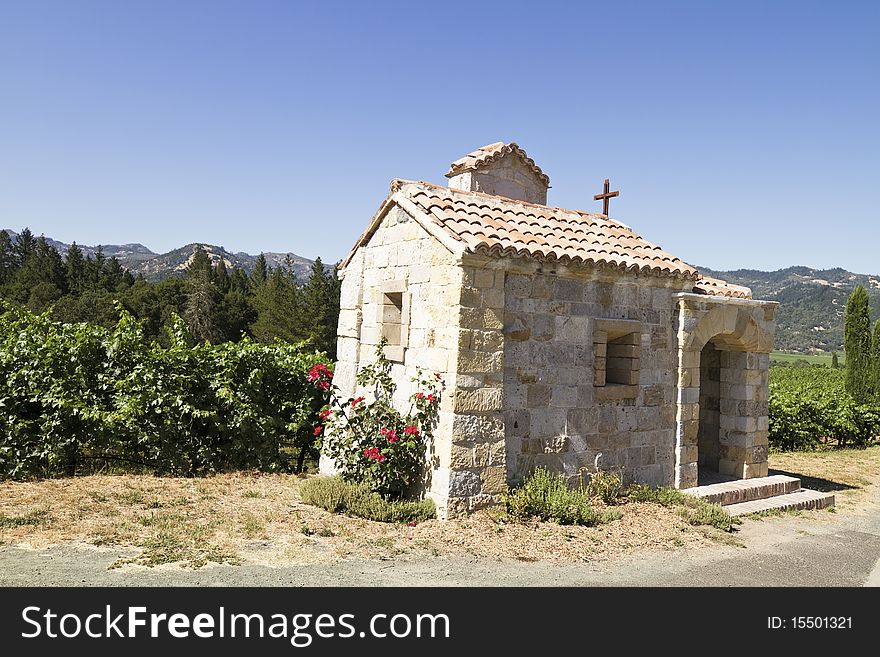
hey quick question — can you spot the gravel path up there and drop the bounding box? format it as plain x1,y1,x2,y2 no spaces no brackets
3,484,879,586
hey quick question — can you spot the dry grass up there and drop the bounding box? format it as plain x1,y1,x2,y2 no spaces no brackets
769,445,880,512
0,473,717,569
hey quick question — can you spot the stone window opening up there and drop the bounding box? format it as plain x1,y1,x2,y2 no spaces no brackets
379,280,409,362
593,318,641,400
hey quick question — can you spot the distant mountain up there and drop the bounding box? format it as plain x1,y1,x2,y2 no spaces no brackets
2,230,321,282
699,266,880,354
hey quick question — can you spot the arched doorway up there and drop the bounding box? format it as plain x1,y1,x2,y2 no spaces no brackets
673,295,777,489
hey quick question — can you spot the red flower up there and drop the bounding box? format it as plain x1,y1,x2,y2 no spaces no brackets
403,425,420,436
415,392,424,400
435,372,442,380
426,394,436,403
313,426,322,436
363,447,385,462
380,427,400,443
319,408,332,420
351,396,365,407
308,363,334,389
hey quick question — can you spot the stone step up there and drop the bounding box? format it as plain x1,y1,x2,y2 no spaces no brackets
724,489,836,517
685,475,802,506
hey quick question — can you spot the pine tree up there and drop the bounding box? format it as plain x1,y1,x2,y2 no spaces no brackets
250,253,268,288
250,266,298,343
14,227,35,262
844,285,872,402
0,230,17,284
299,257,340,357
184,245,222,343
214,259,230,294
66,243,85,295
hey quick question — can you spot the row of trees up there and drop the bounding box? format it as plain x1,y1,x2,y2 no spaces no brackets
0,228,341,357
844,285,880,403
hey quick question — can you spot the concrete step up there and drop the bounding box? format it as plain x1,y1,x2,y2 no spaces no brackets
724,488,836,517
685,475,802,506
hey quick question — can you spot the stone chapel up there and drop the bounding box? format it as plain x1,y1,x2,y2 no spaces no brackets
320,142,778,519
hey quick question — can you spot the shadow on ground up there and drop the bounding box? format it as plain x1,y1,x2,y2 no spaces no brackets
769,469,859,493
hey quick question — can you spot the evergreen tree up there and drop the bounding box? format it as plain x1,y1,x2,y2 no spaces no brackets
66,243,85,295
102,256,126,291
14,227,35,262
299,257,340,357
0,230,17,284
184,246,222,343
844,285,872,402
214,259,230,294
230,267,249,294
250,266,298,343
831,352,840,369
872,320,880,395
250,253,268,288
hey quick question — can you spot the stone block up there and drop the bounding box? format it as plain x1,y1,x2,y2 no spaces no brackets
643,385,665,407
474,268,496,288
550,386,578,408
527,384,552,407
479,465,508,494
453,388,503,413
448,470,481,497
594,384,638,401
452,413,505,440
567,407,598,434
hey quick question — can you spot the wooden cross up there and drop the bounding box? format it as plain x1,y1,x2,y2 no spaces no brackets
593,178,619,216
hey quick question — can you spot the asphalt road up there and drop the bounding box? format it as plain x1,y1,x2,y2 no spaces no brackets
2,487,879,586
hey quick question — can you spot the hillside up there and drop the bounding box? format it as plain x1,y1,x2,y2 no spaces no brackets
2,230,318,281
699,266,880,353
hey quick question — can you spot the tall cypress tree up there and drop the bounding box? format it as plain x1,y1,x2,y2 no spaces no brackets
844,285,872,402
872,319,880,396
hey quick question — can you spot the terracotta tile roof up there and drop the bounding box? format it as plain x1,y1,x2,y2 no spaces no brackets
343,179,752,298
693,275,753,299
397,180,698,279
446,142,550,187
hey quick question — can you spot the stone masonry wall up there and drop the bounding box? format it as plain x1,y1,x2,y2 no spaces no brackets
498,262,693,489
320,204,464,518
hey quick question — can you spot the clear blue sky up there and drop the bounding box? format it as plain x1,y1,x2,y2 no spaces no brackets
1,0,877,272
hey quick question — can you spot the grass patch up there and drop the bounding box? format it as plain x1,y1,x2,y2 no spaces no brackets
241,489,263,499
299,476,436,524
504,468,620,526
0,508,51,528
626,485,740,532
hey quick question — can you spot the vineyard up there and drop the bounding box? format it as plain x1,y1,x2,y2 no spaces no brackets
0,302,329,479
768,367,880,451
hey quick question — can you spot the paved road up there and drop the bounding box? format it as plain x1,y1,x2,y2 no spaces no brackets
3,491,879,587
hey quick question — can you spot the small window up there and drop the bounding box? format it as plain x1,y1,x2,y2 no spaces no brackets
593,318,640,400
379,280,409,362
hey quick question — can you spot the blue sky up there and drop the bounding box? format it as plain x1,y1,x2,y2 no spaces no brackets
1,1,877,272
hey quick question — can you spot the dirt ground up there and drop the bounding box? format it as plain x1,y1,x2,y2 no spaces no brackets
0,472,718,569
1,446,878,581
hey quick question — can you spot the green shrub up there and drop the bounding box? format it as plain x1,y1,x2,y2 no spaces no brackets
584,469,622,505
626,484,740,532
0,302,328,478
769,367,880,451
505,467,617,526
299,476,436,523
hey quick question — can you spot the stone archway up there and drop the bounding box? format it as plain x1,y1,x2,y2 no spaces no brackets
673,294,777,489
